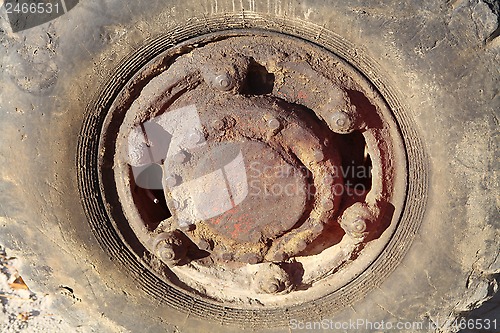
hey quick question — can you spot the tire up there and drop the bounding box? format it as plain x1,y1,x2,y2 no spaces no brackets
0,1,498,332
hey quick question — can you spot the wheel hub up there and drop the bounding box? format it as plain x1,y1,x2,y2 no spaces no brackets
104,33,406,304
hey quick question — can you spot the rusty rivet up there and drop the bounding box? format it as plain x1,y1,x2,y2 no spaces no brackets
242,253,260,265
267,117,280,131
173,150,188,164
214,73,234,91
165,175,179,187
330,111,353,133
295,240,308,252
339,203,372,238
324,175,334,185
256,264,292,294
212,119,224,130
198,239,211,251
188,130,204,145
322,199,335,211
313,149,324,162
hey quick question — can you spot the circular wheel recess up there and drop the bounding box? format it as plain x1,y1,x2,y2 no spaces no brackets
82,31,412,325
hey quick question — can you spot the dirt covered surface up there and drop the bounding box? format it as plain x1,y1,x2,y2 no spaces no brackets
0,245,75,333
1,242,499,333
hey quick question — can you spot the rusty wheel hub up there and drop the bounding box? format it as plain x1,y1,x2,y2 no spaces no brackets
145,95,345,264
105,33,406,304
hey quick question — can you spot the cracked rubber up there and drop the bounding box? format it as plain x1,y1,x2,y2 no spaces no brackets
0,0,498,332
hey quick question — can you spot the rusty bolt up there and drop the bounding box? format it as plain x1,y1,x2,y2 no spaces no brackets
267,117,280,131
339,203,372,238
213,73,234,91
165,175,179,187
330,110,353,133
173,150,188,164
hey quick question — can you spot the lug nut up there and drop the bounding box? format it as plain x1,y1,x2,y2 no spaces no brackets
262,280,282,294
158,246,176,261
213,73,234,91
353,218,367,232
165,175,179,187
330,110,353,133
256,264,292,294
153,232,187,265
267,117,280,131
339,203,372,238
173,150,188,164
334,112,349,127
